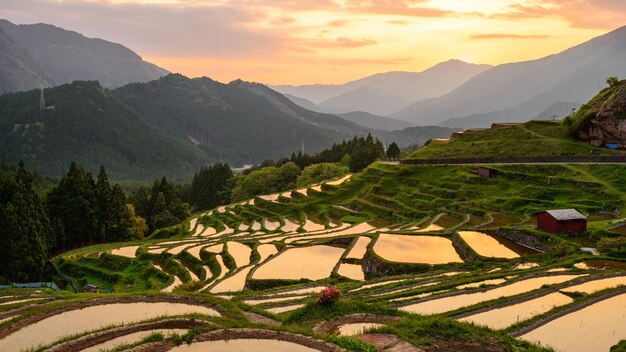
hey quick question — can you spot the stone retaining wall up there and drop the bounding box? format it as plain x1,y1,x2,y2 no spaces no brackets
486,229,548,252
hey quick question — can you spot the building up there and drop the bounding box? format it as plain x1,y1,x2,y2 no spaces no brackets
476,167,497,178
536,209,587,233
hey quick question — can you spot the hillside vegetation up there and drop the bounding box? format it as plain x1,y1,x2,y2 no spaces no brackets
407,120,616,160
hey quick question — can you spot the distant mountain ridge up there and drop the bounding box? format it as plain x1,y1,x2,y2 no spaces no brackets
0,74,453,179
393,25,626,128
0,19,168,94
273,60,492,116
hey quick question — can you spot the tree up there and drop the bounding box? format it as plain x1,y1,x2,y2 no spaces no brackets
132,177,191,233
189,163,233,210
95,166,112,243
0,162,51,282
296,163,348,187
386,142,401,159
46,162,97,250
607,76,620,88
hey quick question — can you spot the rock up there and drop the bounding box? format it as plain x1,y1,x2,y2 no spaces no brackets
571,80,626,145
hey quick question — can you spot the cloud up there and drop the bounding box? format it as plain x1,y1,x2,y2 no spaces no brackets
494,1,626,29
470,33,551,39
306,37,378,48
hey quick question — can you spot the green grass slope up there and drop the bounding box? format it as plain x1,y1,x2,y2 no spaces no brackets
407,120,615,160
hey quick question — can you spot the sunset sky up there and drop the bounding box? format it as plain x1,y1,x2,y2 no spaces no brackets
1,0,625,85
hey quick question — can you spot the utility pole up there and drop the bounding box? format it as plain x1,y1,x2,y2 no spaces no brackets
39,88,45,111
301,141,305,155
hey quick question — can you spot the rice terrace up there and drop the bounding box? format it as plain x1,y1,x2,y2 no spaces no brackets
2,3,626,352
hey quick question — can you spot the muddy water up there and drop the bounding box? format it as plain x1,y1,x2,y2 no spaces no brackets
257,244,278,262
270,286,328,296
520,292,626,352
0,303,219,351
110,246,139,258
287,223,375,244
345,237,371,260
82,329,187,352
335,323,383,336
264,220,280,231
187,244,208,260
253,246,345,280
210,266,253,293
337,263,365,281
415,224,444,232
169,243,194,255
260,193,280,202
201,226,217,236
296,188,308,196
373,234,462,264
266,304,306,314
157,266,182,293
458,292,573,329
0,298,46,306
251,221,262,231
326,174,351,186
302,218,326,232
193,224,205,236
457,279,506,290
168,339,319,352
201,255,228,291
226,242,252,267
244,295,309,305
205,244,224,254
458,231,520,259
238,223,249,231
352,279,405,292
311,185,322,192
514,263,539,270
281,219,300,232
401,275,583,315
562,276,626,294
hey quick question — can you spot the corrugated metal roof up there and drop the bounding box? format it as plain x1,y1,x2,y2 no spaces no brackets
543,209,586,221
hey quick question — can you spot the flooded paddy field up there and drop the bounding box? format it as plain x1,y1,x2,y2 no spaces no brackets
373,234,463,264
458,231,521,258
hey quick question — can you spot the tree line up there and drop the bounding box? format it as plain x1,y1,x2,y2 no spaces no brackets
0,162,190,283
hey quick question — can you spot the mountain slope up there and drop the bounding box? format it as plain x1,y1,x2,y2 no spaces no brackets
0,19,168,90
394,26,626,127
337,111,415,131
0,27,54,94
0,81,210,179
273,60,491,115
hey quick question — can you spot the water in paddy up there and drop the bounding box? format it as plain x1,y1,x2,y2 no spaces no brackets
457,231,520,258
200,255,228,291
266,304,306,314
0,303,219,351
264,220,280,231
561,276,626,294
374,234,462,264
520,292,626,352
288,223,375,244
337,263,365,281
226,242,252,267
193,224,205,236
400,274,583,315
345,236,371,259
252,246,345,280
457,279,506,290
281,219,300,232
168,339,320,352
0,297,46,306
174,260,199,281
458,292,573,329
514,262,539,270
257,244,278,262
238,223,249,231
82,329,187,352
352,279,405,292
334,323,384,336
326,174,351,186
251,221,262,231
210,266,253,293
302,218,326,232
244,294,309,305
415,224,444,232
169,243,194,255
110,245,139,258
270,286,328,296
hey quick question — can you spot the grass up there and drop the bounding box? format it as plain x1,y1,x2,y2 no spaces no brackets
407,121,617,159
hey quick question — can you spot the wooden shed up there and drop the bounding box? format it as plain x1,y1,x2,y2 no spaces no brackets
476,167,497,178
536,209,587,233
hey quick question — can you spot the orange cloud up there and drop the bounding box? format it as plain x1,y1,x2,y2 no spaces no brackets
305,37,378,49
471,33,551,39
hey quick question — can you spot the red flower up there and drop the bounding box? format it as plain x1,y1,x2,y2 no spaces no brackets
317,287,341,305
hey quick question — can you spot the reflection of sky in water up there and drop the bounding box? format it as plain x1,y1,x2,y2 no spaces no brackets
253,245,345,280
374,234,463,264
458,231,519,258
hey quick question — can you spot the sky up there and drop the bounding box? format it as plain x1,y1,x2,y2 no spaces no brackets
1,0,625,85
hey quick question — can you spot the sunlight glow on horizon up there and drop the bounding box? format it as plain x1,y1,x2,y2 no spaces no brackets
2,0,622,85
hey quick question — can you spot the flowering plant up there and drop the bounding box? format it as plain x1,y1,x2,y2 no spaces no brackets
317,287,341,305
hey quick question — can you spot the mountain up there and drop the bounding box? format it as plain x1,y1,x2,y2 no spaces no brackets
284,94,321,112
273,60,492,115
0,19,168,92
337,111,415,131
0,26,54,94
0,75,371,179
535,102,582,120
393,26,626,128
